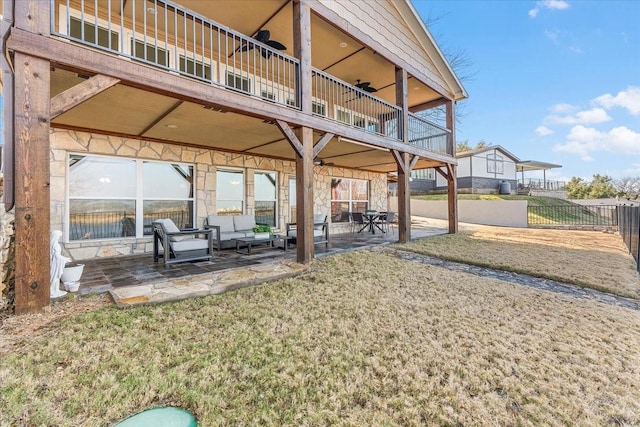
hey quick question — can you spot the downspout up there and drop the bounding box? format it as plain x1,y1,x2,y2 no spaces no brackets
0,0,15,211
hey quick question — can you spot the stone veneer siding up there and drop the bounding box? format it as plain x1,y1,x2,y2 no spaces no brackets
0,195,15,314
51,129,388,261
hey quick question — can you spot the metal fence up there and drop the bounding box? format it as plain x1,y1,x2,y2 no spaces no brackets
69,210,191,240
528,205,618,226
618,205,640,272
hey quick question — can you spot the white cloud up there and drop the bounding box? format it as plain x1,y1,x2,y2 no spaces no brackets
568,45,582,54
536,126,554,136
529,0,570,18
550,103,576,114
593,86,640,116
545,108,611,125
553,125,640,161
545,29,559,41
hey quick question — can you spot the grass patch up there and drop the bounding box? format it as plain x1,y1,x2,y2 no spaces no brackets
396,226,640,298
1,251,640,426
411,194,570,207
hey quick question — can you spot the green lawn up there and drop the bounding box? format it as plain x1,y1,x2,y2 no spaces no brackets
411,194,572,207
1,242,639,426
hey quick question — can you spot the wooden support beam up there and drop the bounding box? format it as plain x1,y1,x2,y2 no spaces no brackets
446,99,455,156
434,165,450,180
275,119,303,156
447,163,458,234
395,67,409,143
50,75,120,118
408,97,448,113
312,132,334,159
394,150,411,243
14,53,51,314
293,0,312,114
295,126,315,264
409,154,420,171
293,0,315,264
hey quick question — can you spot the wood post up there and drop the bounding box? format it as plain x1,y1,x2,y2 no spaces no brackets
392,150,412,243
13,53,52,314
446,164,458,233
12,0,52,313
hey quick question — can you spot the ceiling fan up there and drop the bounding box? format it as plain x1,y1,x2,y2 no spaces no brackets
242,30,287,59
314,158,335,167
355,79,378,93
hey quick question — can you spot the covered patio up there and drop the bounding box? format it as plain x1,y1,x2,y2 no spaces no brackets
75,220,444,303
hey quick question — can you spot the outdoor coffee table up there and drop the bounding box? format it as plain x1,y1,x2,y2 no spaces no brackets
232,234,291,255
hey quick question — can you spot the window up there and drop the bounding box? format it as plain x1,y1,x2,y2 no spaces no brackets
312,101,326,116
179,56,212,80
289,177,296,223
331,178,369,222
68,155,194,240
411,169,434,180
216,170,244,215
142,162,194,235
261,90,276,101
132,39,169,67
255,171,277,227
337,109,351,125
487,153,504,174
226,71,251,92
69,17,119,50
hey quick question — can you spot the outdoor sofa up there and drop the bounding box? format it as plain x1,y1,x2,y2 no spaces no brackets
204,214,268,250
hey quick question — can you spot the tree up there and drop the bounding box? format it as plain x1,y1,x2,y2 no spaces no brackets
567,175,617,199
614,177,640,199
456,140,471,152
566,177,588,199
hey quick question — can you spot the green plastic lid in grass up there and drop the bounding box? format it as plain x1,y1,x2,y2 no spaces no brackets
113,406,197,427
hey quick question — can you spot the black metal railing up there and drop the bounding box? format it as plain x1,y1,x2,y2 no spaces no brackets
618,204,640,272
528,205,618,226
69,210,190,240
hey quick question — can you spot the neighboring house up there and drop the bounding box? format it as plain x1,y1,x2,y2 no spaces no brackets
407,145,561,195
2,0,467,313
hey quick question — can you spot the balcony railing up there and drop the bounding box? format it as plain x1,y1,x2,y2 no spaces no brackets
311,68,401,140
52,0,300,108
408,113,451,155
523,178,566,191
50,0,454,157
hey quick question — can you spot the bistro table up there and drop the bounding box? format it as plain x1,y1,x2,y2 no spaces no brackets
359,212,387,234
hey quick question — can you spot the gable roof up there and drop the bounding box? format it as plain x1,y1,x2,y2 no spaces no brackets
456,145,520,162
394,1,468,101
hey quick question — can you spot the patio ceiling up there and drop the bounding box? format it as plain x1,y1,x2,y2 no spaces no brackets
47,0,447,174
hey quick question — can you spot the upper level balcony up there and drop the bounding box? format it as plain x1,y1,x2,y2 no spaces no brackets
46,0,455,169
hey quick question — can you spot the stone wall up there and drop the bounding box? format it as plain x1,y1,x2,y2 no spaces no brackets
0,184,16,314
51,129,388,260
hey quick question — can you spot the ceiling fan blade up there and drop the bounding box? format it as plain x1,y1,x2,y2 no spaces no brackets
356,81,371,88
240,44,253,52
266,40,287,51
363,86,378,93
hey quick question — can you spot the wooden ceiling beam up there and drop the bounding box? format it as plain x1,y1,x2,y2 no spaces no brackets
50,74,120,119
312,132,334,158
276,119,303,156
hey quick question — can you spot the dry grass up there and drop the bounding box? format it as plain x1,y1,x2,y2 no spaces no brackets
397,225,640,298
1,250,640,426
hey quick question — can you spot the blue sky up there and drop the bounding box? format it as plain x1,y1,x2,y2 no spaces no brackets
413,0,640,183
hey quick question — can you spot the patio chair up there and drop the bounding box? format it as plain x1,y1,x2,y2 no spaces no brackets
286,213,329,247
153,219,214,266
350,212,366,234
375,211,396,234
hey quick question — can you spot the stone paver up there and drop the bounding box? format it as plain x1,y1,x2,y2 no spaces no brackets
380,247,640,311
109,260,307,308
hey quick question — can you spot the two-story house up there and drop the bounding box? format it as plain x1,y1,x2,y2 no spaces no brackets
2,0,466,313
